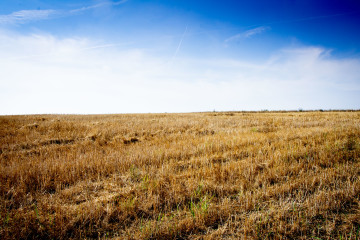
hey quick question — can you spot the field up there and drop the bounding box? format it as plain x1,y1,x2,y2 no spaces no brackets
0,111,359,239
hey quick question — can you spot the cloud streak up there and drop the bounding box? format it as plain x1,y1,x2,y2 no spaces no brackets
225,26,270,43
170,25,188,64
0,0,128,25
70,0,128,13
0,9,59,24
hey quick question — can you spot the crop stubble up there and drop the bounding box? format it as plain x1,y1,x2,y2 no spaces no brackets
0,111,359,239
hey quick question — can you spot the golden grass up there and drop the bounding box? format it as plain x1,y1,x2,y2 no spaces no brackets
0,111,359,239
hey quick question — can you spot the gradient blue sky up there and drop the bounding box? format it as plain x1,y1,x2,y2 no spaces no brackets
1,0,360,114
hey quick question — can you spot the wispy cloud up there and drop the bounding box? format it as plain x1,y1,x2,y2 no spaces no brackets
70,0,129,13
0,9,59,24
0,0,129,25
225,26,270,42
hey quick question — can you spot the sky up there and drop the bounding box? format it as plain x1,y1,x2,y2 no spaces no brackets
1,0,360,114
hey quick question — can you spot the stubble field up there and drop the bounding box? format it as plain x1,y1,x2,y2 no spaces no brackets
0,111,359,239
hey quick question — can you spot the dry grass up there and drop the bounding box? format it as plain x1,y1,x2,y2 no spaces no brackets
0,111,359,239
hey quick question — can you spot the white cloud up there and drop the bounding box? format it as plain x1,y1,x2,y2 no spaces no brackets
225,26,270,42
0,31,359,114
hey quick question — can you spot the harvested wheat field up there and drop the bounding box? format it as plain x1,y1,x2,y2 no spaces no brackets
0,111,359,239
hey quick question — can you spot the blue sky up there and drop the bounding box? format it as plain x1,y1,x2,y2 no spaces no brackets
1,0,360,114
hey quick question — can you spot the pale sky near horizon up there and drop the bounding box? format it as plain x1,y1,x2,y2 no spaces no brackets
1,0,360,114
